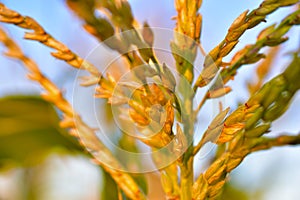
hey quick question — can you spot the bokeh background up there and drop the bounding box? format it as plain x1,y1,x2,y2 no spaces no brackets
0,0,299,199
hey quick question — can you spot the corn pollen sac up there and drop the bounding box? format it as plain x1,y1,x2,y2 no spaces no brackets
193,174,209,200
142,22,154,47
257,24,276,40
278,0,300,7
195,14,202,40
208,180,226,198
263,90,293,121
226,157,243,172
204,157,226,180
245,107,264,130
196,58,222,87
209,108,230,128
208,86,232,99
207,45,221,61
225,106,245,126
229,10,249,31
217,124,244,144
202,124,224,145
264,37,289,47
206,164,226,185
247,82,271,106
254,4,279,16
261,75,287,108
245,53,266,64
219,41,239,57
283,55,300,89
225,23,248,42
227,131,244,152
245,123,271,138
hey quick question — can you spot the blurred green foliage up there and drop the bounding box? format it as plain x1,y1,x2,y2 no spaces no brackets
0,95,149,199
0,96,82,167
221,183,249,200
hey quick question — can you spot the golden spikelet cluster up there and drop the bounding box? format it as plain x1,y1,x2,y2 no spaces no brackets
0,1,300,200
128,84,175,148
195,0,299,88
171,0,203,83
193,54,300,200
0,13,146,200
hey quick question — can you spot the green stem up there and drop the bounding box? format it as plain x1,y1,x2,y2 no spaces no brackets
180,149,194,200
180,96,194,200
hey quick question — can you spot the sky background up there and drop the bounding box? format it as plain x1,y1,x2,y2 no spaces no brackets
0,0,300,199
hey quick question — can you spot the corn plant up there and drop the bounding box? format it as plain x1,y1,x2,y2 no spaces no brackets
0,0,300,199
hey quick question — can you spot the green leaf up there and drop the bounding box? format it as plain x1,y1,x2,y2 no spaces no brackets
0,96,82,166
220,182,249,200
101,170,119,200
